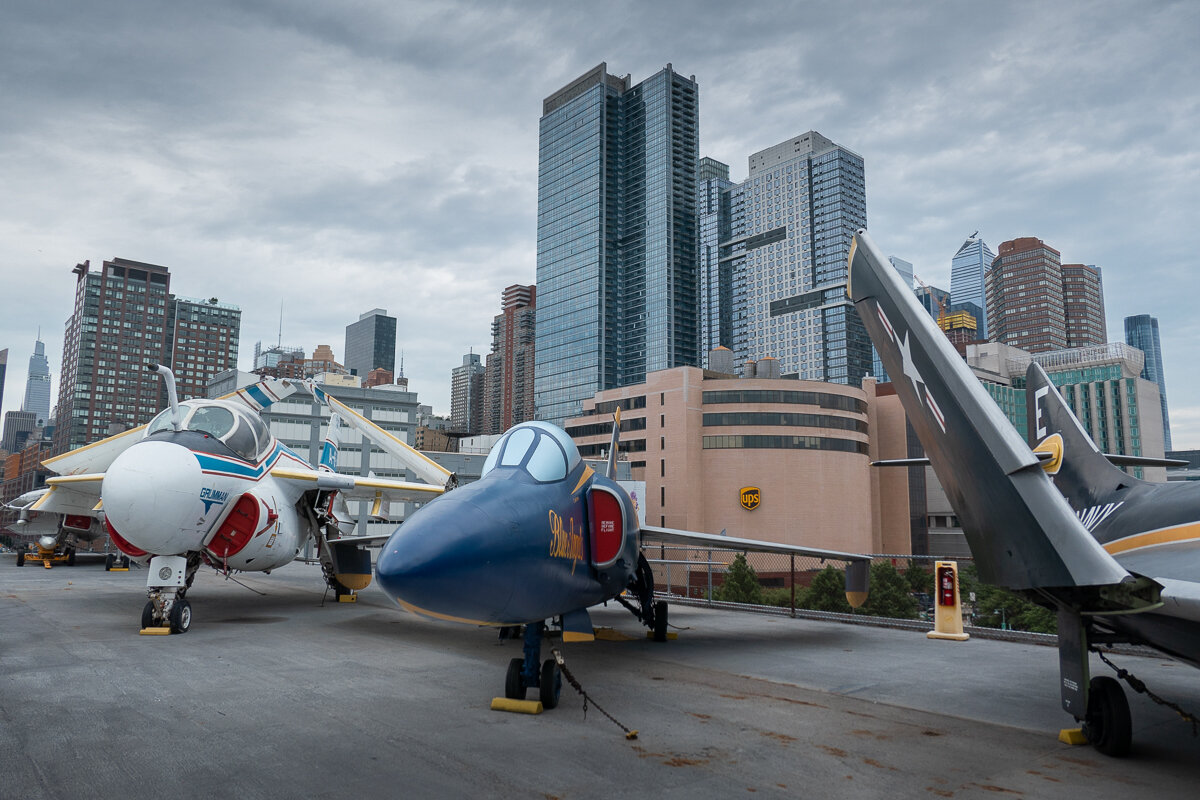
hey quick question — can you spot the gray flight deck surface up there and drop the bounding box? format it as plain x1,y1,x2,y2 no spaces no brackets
3,558,1198,799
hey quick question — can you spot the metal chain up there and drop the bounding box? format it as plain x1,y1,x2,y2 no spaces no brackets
1098,649,1199,736
551,649,638,740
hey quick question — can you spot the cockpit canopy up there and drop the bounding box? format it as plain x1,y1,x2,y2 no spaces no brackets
480,421,581,483
145,400,273,461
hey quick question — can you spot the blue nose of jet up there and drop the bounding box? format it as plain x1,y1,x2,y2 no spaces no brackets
376,484,520,625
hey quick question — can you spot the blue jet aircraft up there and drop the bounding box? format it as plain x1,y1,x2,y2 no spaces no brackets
338,406,872,709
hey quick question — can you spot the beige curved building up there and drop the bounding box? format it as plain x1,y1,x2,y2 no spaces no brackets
565,365,912,557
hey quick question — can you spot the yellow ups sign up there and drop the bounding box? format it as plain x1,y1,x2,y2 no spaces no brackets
740,487,761,511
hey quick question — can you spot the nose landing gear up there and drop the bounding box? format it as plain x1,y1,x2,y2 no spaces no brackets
141,553,200,634
502,622,562,709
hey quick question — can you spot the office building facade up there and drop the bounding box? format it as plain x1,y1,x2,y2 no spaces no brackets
721,131,870,384
563,366,912,556
54,259,243,453
54,259,172,453
1062,263,1106,347
1125,313,1172,451
986,238,1108,354
949,234,995,338
482,285,536,435
450,353,484,435
535,63,700,426
166,297,241,403
344,308,397,378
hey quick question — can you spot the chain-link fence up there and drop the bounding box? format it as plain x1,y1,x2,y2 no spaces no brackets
644,544,975,623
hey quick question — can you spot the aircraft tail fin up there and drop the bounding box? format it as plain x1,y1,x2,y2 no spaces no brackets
604,408,621,479
848,229,1129,592
319,413,341,474
1026,362,1144,513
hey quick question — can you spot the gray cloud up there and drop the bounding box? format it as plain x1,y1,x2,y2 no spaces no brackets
2,0,1198,448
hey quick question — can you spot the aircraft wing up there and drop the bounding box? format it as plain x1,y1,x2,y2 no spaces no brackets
309,383,454,489
270,467,445,508
640,525,871,605
640,525,870,563
847,228,1131,592
28,474,105,518
41,426,147,477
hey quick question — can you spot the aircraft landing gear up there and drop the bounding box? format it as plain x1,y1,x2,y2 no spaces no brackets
143,554,200,634
16,550,25,567
1083,676,1132,757
502,622,561,708
616,554,669,642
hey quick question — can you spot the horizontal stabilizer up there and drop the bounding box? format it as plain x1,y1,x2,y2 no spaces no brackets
848,229,1130,592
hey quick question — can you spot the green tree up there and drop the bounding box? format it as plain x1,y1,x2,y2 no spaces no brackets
801,565,852,613
714,553,764,605
904,559,933,595
959,564,1057,634
860,561,919,619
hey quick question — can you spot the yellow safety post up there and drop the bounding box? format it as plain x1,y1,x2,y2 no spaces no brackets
927,560,970,641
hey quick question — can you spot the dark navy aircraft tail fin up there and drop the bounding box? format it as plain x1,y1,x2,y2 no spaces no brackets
1025,361,1144,514
848,229,1129,592
604,408,621,480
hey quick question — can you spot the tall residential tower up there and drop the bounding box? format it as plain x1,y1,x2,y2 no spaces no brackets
483,285,536,435
723,131,869,382
534,63,699,425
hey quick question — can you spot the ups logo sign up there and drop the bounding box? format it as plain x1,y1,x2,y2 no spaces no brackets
740,487,761,511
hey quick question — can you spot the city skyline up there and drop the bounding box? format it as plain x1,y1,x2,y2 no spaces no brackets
2,2,1198,446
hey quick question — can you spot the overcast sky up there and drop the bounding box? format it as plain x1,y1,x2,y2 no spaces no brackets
2,0,1198,448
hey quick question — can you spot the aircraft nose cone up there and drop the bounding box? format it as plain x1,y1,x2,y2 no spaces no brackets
103,440,204,555
376,491,516,624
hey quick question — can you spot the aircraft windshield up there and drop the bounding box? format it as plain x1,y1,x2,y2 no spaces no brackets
480,421,581,483
145,400,272,461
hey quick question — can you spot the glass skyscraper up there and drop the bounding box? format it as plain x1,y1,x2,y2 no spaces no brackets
535,63,699,425
344,308,397,378
698,157,733,357
21,337,51,426
949,233,995,339
1125,313,1172,450
719,131,869,383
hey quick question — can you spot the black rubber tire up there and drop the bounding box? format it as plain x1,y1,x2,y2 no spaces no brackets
16,551,25,567
121,556,130,569
539,659,561,710
105,553,115,571
1084,676,1132,757
505,657,526,700
67,549,76,566
141,601,156,629
169,599,192,634
652,600,669,643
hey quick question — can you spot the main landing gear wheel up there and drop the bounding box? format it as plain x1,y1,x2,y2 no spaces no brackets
652,600,669,643
105,553,115,571
122,555,130,568
169,599,192,634
141,601,155,629
505,658,526,700
67,548,76,566
16,551,25,567
539,659,562,709
1083,676,1132,757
